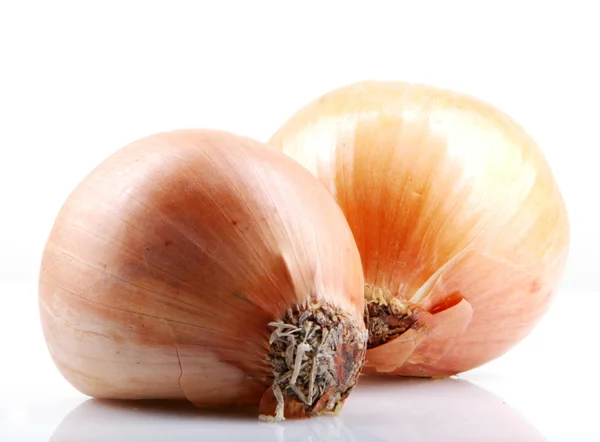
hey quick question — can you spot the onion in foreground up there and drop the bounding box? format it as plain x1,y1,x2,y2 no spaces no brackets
39,129,367,420
268,81,569,376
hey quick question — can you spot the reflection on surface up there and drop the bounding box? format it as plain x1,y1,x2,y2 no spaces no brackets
342,376,546,441
49,400,368,442
50,376,545,442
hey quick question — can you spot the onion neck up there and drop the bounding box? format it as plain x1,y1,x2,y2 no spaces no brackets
259,303,367,421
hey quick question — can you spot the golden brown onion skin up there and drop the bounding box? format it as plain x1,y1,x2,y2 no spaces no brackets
268,81,569,376
39,129,365,411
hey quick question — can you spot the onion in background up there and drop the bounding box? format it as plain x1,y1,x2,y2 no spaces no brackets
268,81,569,376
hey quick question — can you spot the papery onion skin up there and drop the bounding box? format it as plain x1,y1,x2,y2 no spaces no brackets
268,81,570,376
39,129,367,419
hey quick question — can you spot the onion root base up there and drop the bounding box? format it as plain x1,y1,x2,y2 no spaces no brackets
365,299,424,349
259,303,367,421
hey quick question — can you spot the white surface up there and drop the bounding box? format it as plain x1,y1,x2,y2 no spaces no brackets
0,0,599,290
1,282,598,441
1,1,599,441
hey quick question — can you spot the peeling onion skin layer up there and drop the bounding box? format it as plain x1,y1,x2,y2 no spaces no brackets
39,129,367,419
268,81,570,377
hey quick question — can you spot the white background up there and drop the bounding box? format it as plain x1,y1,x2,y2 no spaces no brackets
1,1,598,441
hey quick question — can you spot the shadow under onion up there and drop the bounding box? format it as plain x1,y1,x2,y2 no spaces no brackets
50,376,545,442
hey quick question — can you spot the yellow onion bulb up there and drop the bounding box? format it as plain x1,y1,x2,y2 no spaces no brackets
39,129,367,420
268,81,569,377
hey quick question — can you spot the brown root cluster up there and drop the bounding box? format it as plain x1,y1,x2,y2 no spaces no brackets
365,299,424,349
260,303,367,421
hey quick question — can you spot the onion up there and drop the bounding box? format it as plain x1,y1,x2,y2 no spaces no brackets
268,81,569,376
39,129,367,420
